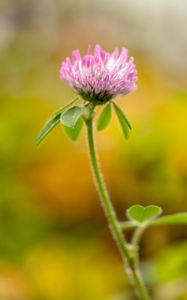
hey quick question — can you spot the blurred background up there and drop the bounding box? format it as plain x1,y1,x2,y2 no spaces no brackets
0,0,187,299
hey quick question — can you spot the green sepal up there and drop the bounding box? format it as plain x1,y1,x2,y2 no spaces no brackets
60,106,84,128
112,102,132,139
97,103,112,131
63,117,83,141
127,204,162,224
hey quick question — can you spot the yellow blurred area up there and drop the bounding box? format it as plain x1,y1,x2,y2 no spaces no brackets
0,0,187,299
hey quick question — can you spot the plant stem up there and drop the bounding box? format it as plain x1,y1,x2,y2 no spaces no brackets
86,119,150,300
132,225,147,249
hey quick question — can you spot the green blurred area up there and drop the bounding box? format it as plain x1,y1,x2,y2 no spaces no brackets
0,1,187,299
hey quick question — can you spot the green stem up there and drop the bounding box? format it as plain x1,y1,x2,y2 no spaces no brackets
120,221,137,230
132,225,147,249
131,225,148,287
86,119,150,300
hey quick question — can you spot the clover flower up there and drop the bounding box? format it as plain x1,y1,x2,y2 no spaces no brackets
60,45,137,105
36,45,137,145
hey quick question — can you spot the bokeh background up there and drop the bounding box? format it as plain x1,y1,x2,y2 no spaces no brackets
0,0,187,299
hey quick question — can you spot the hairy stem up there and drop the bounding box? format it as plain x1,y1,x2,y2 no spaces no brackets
86,118,150,300
132,225,147,249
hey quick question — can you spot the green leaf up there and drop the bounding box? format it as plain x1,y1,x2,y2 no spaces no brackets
52,96,79,116
112,102,132,139
152,213,187,226
127,205,162,224
60,106,84,128
63,118,83,141
36,97,79,145
36,113,61,145
97,103,112,131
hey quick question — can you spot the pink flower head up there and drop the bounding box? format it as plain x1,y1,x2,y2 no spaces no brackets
60,45,137,105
